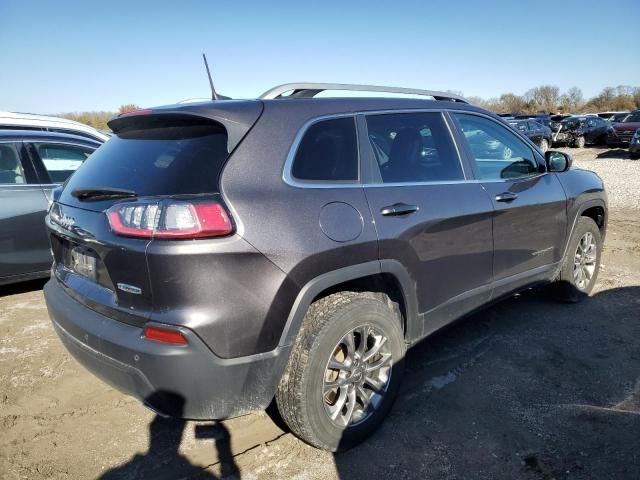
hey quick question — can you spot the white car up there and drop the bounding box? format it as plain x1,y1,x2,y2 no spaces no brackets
0,111,109,142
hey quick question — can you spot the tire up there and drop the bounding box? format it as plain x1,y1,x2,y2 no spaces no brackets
276,292,406,451
630,152,640,160
551,217,602,302
540,138,549,152
573,136,585,148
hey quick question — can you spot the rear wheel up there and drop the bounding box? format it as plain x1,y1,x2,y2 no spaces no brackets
276,292,405,451
551,217,602,302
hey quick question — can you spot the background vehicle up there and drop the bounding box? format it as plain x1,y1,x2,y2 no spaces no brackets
608,110,640,146
0,112,109,143
550,113,574,132
0,130,100,285
515,113,551,128
629,128,640,159
508,119,553,151
597,111,630,123
44,83,606,451
553,115,610,147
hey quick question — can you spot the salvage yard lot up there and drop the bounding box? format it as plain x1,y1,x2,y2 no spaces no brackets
1,147,639,480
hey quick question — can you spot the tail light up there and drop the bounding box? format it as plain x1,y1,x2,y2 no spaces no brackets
107,200,233,239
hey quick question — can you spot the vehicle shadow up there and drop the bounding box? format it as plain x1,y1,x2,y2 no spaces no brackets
596,148,630,159
333,285,640,480
98,391,239,480
0,278,47,298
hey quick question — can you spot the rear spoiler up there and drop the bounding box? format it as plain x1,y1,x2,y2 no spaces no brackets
107,100,264,153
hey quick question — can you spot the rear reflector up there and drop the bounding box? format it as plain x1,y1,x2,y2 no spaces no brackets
143,326,188,345
107,200,232,239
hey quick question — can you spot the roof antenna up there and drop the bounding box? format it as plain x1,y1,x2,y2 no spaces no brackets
202,53,219,101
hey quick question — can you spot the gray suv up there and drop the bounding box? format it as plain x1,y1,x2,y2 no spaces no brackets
44,83,607,451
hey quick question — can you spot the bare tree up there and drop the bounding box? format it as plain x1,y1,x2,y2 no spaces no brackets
118,104,141,114
524,86,560,113
559,87,584,113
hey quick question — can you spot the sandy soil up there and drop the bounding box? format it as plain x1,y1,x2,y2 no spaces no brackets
1,148,639,479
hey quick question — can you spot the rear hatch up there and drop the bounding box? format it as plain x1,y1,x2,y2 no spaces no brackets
48,103,262,326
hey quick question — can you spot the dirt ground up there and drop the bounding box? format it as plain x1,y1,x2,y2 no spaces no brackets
1,148,639,480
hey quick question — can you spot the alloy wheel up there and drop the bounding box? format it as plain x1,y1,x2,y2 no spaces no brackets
573,231,597,290
322,325,392,428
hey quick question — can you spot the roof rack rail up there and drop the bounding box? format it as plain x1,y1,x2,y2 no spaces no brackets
259,83,468,103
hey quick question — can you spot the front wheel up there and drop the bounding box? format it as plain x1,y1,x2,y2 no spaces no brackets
573,136,586,148
276,292,406,451
540,138,549,152
551,217,602,302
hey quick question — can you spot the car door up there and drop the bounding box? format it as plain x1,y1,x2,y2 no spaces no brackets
451,112,567,297
0,141,51,281
527,121,543,144
361,111,494,340
585,118,598,142
27,141,96,202
595,117,608,142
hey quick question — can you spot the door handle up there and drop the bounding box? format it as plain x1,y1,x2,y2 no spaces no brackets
495,192,518,203
380,203,419,216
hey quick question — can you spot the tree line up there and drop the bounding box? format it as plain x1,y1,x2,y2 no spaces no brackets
57,104,140,131
468,85,640,115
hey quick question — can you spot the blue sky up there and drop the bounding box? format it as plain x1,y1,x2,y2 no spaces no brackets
2,0,639,113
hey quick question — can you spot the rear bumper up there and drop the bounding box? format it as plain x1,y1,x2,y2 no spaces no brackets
44,279,290,419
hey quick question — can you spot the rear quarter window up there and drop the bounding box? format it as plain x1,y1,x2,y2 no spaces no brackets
64,124,228,196
291,117,358,182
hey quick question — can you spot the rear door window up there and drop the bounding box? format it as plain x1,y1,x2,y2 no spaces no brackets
365,112,464,183
291,117,358,182
0,143,27,184
34,143,94,183
63,124,229,196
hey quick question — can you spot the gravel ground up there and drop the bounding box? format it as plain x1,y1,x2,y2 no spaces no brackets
1,147,639,480
562,146,640,210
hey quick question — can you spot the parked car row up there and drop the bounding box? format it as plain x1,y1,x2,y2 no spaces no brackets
506,109,640,157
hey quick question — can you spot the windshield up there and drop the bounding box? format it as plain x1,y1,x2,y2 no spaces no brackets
621,113,640,123
561,118,585,128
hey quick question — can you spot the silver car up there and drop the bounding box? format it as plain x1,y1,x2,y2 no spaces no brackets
0,130,101,285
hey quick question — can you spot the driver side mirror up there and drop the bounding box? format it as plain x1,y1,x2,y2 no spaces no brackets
545,151,572,172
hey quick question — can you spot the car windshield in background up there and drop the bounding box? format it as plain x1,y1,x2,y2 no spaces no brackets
562,118,584,128
622,113,640,123
63,125,229,196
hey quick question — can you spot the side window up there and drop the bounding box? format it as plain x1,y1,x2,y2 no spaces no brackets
0,143,27,185
291,117,358,182
365,112,464,183
528,121,540,130
587,118,596,127
34,143,94,183
454,113,539,181
511,122,527,132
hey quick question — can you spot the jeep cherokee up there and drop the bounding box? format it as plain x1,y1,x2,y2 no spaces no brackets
44,83,607,451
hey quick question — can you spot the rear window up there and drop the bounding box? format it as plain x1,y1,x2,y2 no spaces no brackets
64,125,228,196
291,117,358,182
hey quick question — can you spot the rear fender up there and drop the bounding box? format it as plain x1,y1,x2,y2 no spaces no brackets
278,260,419,347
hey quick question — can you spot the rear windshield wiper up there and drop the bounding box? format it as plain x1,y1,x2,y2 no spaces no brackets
71,187,138,202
